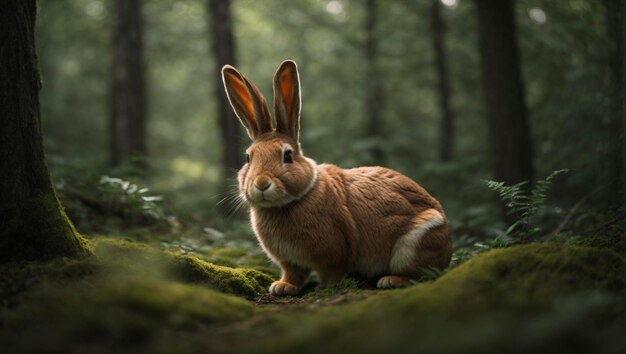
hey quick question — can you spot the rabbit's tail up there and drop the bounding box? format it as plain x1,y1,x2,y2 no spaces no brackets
388,209,447,273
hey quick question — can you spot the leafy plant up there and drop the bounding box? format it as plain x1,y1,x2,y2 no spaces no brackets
484,169,568,241
99,176,165,221
418,266,445,282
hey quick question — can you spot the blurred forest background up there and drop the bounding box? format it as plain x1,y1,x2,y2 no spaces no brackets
36,0,624,245
0,1,623,352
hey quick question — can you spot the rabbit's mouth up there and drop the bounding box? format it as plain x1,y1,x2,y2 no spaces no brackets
244,160,318,208
249,195,287,208
246,184,288,208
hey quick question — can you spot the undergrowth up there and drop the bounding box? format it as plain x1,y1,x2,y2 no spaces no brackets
484,169,568,243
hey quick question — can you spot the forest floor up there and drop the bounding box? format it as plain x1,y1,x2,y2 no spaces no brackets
1,209,625,353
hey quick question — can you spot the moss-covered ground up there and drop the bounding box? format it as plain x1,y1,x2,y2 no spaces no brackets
1,232,624,354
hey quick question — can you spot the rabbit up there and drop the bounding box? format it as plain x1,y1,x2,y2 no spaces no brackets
221,59,452,296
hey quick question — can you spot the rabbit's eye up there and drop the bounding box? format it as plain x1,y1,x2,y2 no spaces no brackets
245,154,250,163
283,150,293,164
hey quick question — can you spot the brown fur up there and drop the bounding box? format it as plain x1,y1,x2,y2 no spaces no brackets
221,60,452,296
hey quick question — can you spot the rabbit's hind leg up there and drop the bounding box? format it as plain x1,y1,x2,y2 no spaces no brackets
379,209,451,290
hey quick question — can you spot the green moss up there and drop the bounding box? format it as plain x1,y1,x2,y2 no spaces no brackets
421,244,625,312
0,191,90,263
303,278,364,299
0,237,266,353
0,256,99,307
562,234,626,254
2,236,273,313
4,237,624,354
0,275,256,353
92,237,273,296
242,244,626,354
168,253,273,296
201,247,280,278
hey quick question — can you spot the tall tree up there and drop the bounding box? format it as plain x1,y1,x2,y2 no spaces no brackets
0,0,87,262
474,0,534,220
110,0,146,167
207,0,242,196
430,0,455,162
364,0,385,165
604,0,625,207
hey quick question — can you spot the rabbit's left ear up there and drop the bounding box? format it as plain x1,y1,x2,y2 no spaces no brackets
222,65,273,140
273,60,301,143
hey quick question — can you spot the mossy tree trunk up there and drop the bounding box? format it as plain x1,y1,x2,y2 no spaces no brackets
0,0,87,263
110,0,147,167
474,0,534,222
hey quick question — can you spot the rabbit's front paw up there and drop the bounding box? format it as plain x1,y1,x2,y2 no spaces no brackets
269,280,300,296
376,275,414,289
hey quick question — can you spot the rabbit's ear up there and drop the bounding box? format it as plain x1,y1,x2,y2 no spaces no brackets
273,60,301,143
222,65,272,140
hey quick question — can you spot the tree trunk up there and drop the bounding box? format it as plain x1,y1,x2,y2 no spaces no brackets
207,0,242,199
474,0,534,221
430,0,455,162
604,0,625,208
0,0,87,263
110,0,146,167
364,0,385,165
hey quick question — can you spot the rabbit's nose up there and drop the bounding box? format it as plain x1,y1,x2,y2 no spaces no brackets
254,177,272,191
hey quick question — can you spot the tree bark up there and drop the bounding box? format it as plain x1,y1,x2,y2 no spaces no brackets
0,0,87,263
474,0,534,221
208,0,242,194
364,0,385,165
110,0,146,167
604,0,625,208
430,0,455,162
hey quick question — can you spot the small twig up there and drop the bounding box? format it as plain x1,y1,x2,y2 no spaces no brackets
545,192,593,239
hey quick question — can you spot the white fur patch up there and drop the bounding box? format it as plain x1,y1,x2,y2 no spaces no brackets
389,209,445,273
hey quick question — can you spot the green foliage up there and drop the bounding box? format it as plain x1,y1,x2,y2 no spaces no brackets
99,175,165,221
485,169,568,240
51,164,177,236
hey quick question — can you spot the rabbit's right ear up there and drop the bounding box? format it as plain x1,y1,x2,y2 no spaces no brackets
273,60,301,143
221,65,272,140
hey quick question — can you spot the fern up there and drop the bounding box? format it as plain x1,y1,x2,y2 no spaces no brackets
484,169,568,240
419,266,445,281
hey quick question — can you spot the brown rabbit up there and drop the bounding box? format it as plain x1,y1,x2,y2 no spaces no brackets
221,60,452,296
